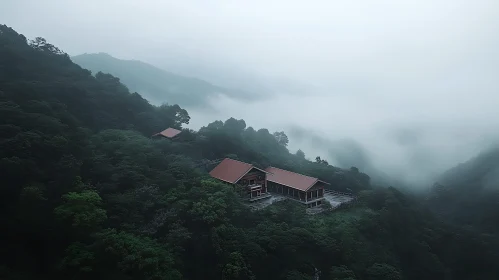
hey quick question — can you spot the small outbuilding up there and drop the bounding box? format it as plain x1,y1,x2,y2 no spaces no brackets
152,127,182,139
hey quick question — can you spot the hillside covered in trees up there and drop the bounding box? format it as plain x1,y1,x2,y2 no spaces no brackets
72,53,260,107
1,24,499,280
426,147,499,235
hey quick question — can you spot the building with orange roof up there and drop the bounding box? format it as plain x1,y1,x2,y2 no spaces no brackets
209,158,271,201
265,166,329,208
152,127,182,139
209,158,330,207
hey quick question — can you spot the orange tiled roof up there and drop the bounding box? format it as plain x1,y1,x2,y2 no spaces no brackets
265,166,329,191
153,127,182,138
209,158,269,184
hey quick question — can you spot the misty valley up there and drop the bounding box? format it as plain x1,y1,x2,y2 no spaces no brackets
1,21,499,280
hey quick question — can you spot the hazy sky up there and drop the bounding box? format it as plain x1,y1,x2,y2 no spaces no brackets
2,0,499,186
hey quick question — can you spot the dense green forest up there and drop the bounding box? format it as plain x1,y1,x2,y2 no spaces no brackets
72,53,259,107
1,24,498,280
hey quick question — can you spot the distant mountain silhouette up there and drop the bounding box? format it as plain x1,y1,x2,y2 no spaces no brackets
72,53,260,107
426,147,499,234
437,147,499,190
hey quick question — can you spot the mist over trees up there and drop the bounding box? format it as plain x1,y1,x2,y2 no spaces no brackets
71,53,260,108
1,24,499,280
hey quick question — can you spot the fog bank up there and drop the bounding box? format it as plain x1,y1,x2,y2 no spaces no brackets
2,0,499,187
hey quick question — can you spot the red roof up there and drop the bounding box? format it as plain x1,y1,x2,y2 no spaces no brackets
153,128,182,139
210,158,267,184
265,166,329,191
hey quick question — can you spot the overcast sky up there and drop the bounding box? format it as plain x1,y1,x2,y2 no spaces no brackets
2,0,499,187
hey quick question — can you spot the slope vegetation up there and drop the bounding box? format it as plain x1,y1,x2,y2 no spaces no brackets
427,147,499,234
1,24,498,280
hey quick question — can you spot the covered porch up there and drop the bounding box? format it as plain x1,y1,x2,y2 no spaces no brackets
267,182,324,206
247,184,271,201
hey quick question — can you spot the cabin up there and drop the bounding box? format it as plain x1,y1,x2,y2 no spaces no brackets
152,127,182,139
265,166,329,208
209,158,271,201
209,158,331,208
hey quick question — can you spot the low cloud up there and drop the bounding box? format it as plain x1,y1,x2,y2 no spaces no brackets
2,0,499,188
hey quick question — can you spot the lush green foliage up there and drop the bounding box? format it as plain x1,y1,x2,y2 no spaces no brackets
1,24,498,280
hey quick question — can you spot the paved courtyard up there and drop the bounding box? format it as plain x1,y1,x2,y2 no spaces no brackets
323,191,355,208
246,190,356,214
247,193,287,211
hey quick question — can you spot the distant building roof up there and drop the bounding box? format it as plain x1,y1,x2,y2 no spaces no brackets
265,166,330,191
209,158,268,184
153,128,182,139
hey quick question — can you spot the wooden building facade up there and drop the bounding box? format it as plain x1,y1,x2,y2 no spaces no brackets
265,166,329,208
209,159,331,208
209,158,270,201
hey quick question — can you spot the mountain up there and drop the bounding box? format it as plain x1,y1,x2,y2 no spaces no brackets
437,147,499,190
426,147,499,234
71,53,260,107
3,24,499,280
288,126,407,188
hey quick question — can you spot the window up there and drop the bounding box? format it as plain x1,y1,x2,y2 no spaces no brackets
249,179,255,185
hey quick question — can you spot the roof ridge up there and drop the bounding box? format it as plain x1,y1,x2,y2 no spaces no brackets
210,158,255,184
162,127,181,132
225,157,253,167
267,166,318,180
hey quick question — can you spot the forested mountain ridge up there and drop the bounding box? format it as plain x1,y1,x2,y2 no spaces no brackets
72,52,259,107
437,147,499,189
426,147,499,234
1,24,499,280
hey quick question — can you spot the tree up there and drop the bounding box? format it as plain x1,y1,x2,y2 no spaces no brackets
157,104,190,128
273,131,289,146
29,37,64,54
170,104,190,126
330,265,357,280
286,270,312,280
206,120,224,131
54,190,107,229
61,229,182,280
224,117,246,134
365,263,402,280
188,180,231,226
296,149,305,159
221,252,255,280
315,156,329,165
